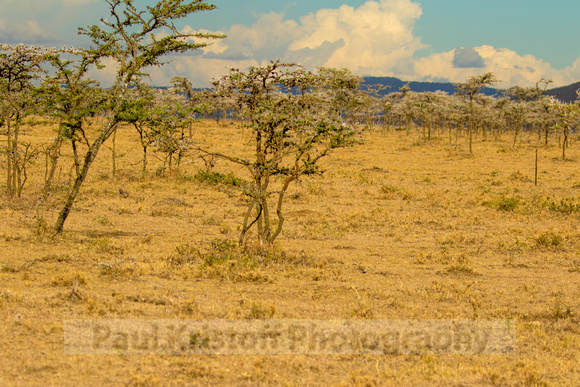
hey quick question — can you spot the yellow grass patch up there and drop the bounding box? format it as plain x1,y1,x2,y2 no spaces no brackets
1,120,579,385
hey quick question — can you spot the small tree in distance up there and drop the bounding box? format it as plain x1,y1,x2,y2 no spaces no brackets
203,61,360,246
455,72,499,154
552,94,580,160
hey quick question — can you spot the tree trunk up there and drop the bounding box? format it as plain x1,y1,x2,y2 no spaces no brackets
6,118,13,196
54,121,119,233
10,116,20,197
563,127,568,159
468,124,473,155
43,135,63,198
111,126,117,178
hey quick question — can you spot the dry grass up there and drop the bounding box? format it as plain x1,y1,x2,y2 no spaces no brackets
1,120,579,385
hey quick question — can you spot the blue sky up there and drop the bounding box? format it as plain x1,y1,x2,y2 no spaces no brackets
1,0,579,88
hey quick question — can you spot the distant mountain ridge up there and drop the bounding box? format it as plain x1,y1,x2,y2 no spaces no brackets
361,76,499,97
172,76,580,103
544,82,580,103
362,76,580,103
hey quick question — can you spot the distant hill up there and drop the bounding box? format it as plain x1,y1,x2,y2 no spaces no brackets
544,82,580,103
361,76,500,97
172,76,580,103
362,76,580,103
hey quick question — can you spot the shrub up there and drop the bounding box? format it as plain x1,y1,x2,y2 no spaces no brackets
193,170,244,187
543,196,580,214
497,195,520,212
535,231,562,248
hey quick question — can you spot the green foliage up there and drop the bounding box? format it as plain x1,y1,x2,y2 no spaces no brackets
497,195,520,212
52,0,224,233
380,184,399,194
209,61,360,245
543,196,580,213
194,170,244,186
166,243,199,265
202,239,238,267
535,231,562,248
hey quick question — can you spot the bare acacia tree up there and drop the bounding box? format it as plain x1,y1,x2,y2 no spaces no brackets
53,0,224,233
116,84,156,172
40,51,107,197
0,44,48,198
149,87,197,169
203,61,359,246
553,96,580,160
455,72,499,154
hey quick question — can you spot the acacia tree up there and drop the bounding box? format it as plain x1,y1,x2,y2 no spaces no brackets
53,0,224,233
40,52,107,197
553,98,580,159
204,61,358,246
149,87,197,169
0,44,49,198
116,85,157,172
316,67,364,125
455,72,499,154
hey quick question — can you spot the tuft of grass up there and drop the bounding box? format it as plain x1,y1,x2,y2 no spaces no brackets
50,272,87,287
535,231,562,248
543,196,580,214
89,238,124,255
166,243,199,265
508,170,531,182
550,300,574,320
349,301,374,319
194,170,244,186
380,184,399,195
446,264,479,276
202,216,223,226
245,301,276,319
94,216,113,226
202,239,238,267
32,216,51,237
497,195,520,212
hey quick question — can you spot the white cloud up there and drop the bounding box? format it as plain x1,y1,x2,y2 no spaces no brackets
168,0,426,86
78,0,580,89
288,0,425,75
410,45,575,88
0,17,58,44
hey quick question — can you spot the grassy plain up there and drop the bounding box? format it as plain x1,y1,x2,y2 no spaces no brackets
1,120,579,386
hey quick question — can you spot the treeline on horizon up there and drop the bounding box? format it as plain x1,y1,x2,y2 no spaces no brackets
2,0,580,240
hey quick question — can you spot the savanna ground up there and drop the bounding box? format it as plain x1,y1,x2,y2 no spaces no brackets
1,119,579,386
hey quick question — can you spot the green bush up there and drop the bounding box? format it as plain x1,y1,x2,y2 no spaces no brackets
543,196,580,213
497,195,520,212
535,231,562,248
194,170,245,186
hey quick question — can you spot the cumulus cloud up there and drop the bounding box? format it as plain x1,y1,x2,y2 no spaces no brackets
164,0,426,87
0,17,58,44
452,47,485,68
288,0,425,75
286,40,346,69
78,0,580,88
411,45,572,88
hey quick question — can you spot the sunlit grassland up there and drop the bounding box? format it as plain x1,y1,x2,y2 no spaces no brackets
1,120,579,385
